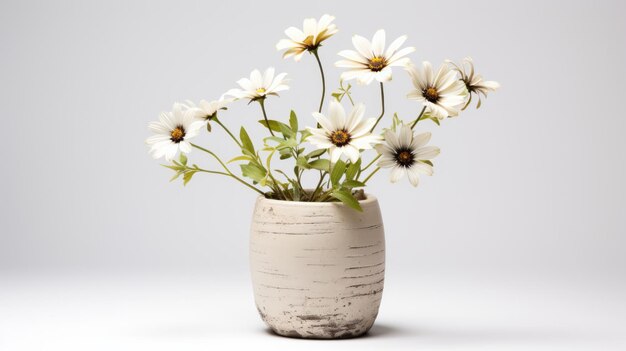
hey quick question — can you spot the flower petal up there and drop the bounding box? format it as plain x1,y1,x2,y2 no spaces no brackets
263,67,275,88
415,146,440,160
285,27,305,42
390,166,405,183
411,132,432,148
385,35,407,58
399,125,412,147
250,69,263,88
344,145,360,163
371,29,385,57
412,161,434,176
328,100,346,130
330,147,342,163
337,50,368,64
406,167,420,186
352,35,373,59
311,112,334,132
374,66,393,82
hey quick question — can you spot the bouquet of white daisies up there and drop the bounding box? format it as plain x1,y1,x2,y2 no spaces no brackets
146,14,499,211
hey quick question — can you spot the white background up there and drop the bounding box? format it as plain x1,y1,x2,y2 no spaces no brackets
1,0,625,350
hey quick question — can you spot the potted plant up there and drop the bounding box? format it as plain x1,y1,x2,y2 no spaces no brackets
145,14,498,339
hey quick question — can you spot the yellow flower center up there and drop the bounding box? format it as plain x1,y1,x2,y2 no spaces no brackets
424,87,439,102
368,56,386,72
395,149,414,167
170,126,185,143
256,88,266,94
330,129,351,147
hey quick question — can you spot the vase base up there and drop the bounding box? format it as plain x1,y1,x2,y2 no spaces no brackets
266,321,374,339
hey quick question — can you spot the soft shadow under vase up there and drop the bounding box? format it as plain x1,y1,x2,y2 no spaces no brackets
249,195,385,339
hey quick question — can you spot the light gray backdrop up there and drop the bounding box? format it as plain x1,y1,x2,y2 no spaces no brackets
1,0,625,295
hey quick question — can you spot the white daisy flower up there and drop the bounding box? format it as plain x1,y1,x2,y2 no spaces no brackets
182,96,233,121
276,14,338,61
447,57,500,109
307,100,382,163
145,103,204,161
406,61,468,120
375,124,440,187
226,67,289,102
335,29,415,85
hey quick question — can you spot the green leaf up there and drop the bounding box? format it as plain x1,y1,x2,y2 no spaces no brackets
162,164,185,171
240,163,266,182
331,188,363,212
279,123,294,138
419,113,440,126
169,171,182,182
289,110,298,132
264,136,285,145
296,156,311,170
299,129,312,141
240,127,255,154
227,155,253,164
258,119,291,134
183,170,196,186
306,149,326,159
276,138,298,150
291,181,301,201
309,159,330,171
278,147,292,160
345,159,361,181
240,148,256,159
343,180,366,188
392,112,402,131
330,159,347,187
179,154,187,166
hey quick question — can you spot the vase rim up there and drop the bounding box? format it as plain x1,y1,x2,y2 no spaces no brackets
257,193,378,207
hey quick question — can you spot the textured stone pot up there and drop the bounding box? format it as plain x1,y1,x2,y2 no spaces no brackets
250,195,385,339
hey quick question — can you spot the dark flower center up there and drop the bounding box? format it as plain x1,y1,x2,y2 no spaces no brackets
368,56,386,72
394,148,415,167
424,87,439,102
303,35,318,51
170,125,186,143
330,129,351,147
463,79,475,92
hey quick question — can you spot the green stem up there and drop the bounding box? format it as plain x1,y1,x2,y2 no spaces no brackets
312,49,326,113
264,149,288,200
361,154,381,172
267,171,286,199
410,106,428,129
369,82,385,132
295,168,304,196
345,90,355,106
214,118,241,148
195,169,230,176
258,99,275,137
318,189,335,202
363,167,380,184
310,171,327,201
191,143,264,195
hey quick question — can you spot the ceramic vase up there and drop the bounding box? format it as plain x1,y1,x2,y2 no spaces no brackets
249,195,385,339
